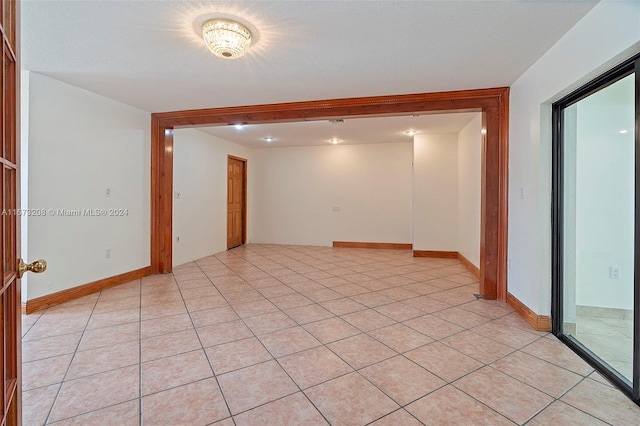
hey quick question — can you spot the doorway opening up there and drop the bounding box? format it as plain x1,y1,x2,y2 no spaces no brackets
150,88,509,301
552,53,639,405
227,155,247,250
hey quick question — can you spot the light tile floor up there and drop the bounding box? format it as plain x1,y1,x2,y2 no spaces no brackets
574,314,634,381
22,244,640,425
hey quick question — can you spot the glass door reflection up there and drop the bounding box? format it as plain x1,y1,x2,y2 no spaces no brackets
561,73,635,383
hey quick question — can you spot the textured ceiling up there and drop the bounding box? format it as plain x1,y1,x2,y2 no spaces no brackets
21,0,597,114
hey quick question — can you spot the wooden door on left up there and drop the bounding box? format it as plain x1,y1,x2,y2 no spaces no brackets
1,0,21,423
227,156,246,250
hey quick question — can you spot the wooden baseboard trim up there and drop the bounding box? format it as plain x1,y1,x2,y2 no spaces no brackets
413,250,458,259
457,253,480,278
507,292,552,332
333,241,412,250
25,266,153,314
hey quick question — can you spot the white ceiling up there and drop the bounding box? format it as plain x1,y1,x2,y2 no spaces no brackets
21,0,597,114
196,112,480,148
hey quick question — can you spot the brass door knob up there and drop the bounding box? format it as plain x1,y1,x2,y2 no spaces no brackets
18,259,47,278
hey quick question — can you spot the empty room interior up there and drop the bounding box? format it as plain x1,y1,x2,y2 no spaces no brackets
14,1,640,425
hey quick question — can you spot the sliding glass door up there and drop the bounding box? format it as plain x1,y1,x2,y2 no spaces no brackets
553,54,639,405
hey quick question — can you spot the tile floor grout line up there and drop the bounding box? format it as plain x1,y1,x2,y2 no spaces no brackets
204,262,332,424
21,343,83,365
41,284,104,425
447,377,524,425
550,376,617,426
421,352,490,397
521,397,560,425
137,370,226,400
205,248,376,425
32,293,142,368
439,330,520,365
447,347,601,425
517,337,597,378
43,397,142,426
171,265,235,424
204,251,331,424
21,309,47,338
299,254,484,420
21,314,94,342
483,363,562,411
219,246,406,423
287,317,420,419
363,407,426,426
28,345,160,389
483,346,586,401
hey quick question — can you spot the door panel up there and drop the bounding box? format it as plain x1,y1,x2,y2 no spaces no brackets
561,74,635,382
0,0,19,423
553,54,640,405
227,157,246,250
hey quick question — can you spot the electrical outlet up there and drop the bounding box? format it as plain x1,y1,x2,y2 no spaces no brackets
610,266,620,279
174,191,181,199
176,236,180,243
332,206,340,212
105,248,111,259
105,188,111,197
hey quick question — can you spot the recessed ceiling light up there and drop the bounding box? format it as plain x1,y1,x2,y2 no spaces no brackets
405,130,418,136
234,124,245,130
330,138,341,145
202,19,252,59
329,119,345,124
263,137,275,143
619,129,629,134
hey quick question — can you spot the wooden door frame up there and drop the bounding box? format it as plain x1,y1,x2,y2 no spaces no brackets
151,87,509,301
4,0,21,423
227,155,247,248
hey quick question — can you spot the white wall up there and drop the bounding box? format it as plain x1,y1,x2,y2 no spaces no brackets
27,72,150,300
172,129,252,267
413,134,459,251
509,1,640,315
457,114,482,266
251,143,413,246
574,75,635,310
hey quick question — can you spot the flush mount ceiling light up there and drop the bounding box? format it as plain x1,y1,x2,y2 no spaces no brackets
263,137,275,143
330,138,341,144
202,19,252,59
404,130,418,136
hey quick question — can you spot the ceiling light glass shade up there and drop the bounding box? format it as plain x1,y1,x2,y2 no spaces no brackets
202,19,252,59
